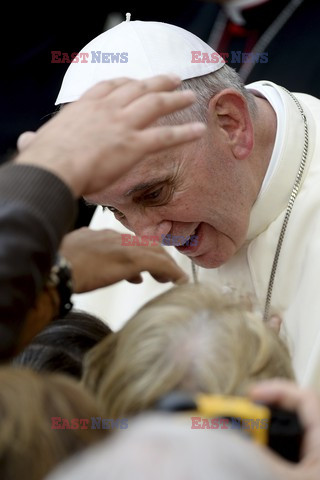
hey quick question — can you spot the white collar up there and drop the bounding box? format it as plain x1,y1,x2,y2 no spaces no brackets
246,82,285,197
244,81,315,240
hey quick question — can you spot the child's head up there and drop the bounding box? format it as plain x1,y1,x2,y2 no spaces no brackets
83,283,294,418
13,310,111,379
0,367,105,480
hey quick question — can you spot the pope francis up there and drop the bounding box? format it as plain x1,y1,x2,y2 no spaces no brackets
56,18,320,392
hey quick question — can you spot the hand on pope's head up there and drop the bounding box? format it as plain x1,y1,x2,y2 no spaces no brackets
60,227,189,293
15,75,206,197
249,379,320,480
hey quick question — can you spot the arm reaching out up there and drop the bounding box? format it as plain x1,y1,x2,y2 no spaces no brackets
60,228,188,293
0,75,202,358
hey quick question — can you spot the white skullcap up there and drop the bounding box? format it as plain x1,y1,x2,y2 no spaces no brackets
55,18,225,105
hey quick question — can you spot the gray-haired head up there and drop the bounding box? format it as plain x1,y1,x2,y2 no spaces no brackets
159,64,257,126
46,414,284,480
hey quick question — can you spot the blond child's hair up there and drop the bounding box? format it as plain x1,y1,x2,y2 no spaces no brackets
84,283,294,418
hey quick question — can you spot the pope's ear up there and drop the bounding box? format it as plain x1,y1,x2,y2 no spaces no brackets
208,89,254,160
17,131,36,152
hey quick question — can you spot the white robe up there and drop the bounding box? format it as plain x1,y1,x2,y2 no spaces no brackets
74,81,320,392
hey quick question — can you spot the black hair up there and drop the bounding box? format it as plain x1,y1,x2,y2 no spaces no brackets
12,310,111,379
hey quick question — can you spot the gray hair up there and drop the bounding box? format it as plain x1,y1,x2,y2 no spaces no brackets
161,64,257,125
46,414,283,480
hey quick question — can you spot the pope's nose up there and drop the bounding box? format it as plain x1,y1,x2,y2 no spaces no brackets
135,220,173,242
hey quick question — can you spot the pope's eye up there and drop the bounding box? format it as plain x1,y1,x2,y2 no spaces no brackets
103,206,126,219
136,184,173,207
143,188,163,200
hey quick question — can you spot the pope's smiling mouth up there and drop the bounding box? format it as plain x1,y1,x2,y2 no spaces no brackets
175,223,201,251
160,224,200,247
181,226,198,246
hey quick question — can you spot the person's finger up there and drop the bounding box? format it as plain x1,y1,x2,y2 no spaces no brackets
103,74,182,107
152,272,189,284
127,274,143,284
85,123,206,193
250,379,320,465
17,131,36,152
137,122,206,154
136,250,189,284
124,90,198,128
249,379,320,431
80,78,133,100
250,379,306,410
174,274,189,285
267,314,282,334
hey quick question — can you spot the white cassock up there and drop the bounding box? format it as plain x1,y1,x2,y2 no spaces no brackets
74,81,320,393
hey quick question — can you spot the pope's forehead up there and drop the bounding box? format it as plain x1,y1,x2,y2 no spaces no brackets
102,150,177,198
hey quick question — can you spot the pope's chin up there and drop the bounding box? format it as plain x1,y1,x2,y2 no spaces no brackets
190,250,233,268
186,239,238,268
175,222,238,268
